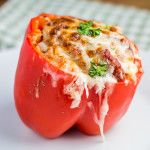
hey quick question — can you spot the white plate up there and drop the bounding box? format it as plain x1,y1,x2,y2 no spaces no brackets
0,48,150,150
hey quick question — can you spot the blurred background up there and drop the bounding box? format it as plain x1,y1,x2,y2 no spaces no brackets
0,0,150,51
101,0,150,9
1,0,150,9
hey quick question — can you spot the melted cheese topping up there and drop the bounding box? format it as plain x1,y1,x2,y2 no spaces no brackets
33,17,140,80
30,15,142,139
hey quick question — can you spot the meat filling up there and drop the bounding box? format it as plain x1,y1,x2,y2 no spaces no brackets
32,16,139,82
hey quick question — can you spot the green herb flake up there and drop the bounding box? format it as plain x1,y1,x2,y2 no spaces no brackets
88,61,108,78
111,47,116,51
104,25,110,30
78,21,101,37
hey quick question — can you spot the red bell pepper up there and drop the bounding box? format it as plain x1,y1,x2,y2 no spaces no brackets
14,14,143,139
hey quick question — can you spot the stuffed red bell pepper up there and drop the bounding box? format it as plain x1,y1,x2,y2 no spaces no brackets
14,13,143,139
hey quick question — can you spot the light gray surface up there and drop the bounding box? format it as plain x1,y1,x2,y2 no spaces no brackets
0,48,150,150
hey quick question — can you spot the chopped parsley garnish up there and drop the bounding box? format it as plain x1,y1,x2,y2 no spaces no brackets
78,21,101,37
88,61,108,78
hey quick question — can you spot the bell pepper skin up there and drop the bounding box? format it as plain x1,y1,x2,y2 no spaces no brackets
14,14,143,138
76,72,142,135
14,14,88,138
